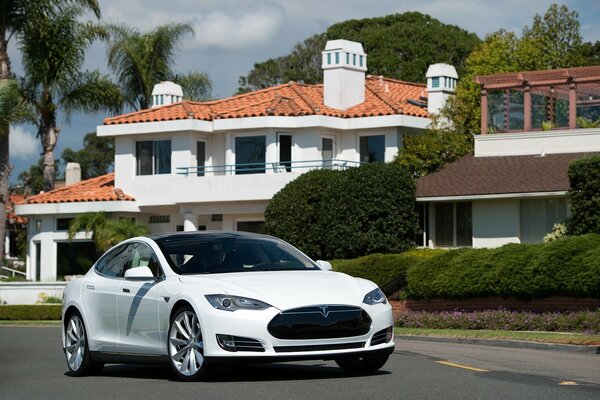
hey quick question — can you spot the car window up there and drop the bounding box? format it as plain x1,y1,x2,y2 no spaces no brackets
95,244,131,278
126,242,163,278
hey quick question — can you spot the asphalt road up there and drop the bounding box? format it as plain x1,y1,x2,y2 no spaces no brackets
1,327,599,400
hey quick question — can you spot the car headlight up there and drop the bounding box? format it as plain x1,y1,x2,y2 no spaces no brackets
205,295,271,311
363,288,387,305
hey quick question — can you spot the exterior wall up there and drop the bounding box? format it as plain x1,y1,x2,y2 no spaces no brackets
474,128,600,157
472,199,520,248
0,282,66,304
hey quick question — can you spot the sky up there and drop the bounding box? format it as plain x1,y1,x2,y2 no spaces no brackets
7,0,600,185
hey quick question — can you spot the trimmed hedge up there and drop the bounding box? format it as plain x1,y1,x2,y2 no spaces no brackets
407,234,600,300
395,310,600,333
332,249,443,294
0,305,62,320
265,163,419,260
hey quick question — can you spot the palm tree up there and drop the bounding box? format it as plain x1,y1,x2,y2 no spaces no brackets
107,23,211,110
18,5,122,192
68,212,148,252
0,80,31,264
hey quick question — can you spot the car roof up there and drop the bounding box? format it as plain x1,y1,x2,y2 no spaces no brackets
147,230,269,242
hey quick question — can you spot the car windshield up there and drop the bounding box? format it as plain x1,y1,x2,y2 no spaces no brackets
154,234,319,275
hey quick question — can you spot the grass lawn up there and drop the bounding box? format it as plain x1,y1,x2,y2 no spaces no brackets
0,320,60,326
395,327,600,346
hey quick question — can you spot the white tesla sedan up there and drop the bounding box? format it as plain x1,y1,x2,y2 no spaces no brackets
62,232,394,381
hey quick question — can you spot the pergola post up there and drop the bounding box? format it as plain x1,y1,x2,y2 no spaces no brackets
523,85,532,131
480,89,488,134
569,82,577,129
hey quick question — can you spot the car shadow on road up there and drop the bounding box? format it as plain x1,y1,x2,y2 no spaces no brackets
94,362,391,382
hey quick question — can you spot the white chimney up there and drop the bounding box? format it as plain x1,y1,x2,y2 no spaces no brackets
151,81,184,108
322,39,367,110
426,63,458,115
65,162,81,186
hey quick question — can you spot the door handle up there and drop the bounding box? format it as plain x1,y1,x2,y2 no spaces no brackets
123,288,130,293
86,285,95,290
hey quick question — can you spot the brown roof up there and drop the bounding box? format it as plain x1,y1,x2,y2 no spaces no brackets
23,173,134,204
416,153,596,198
104,76,428,125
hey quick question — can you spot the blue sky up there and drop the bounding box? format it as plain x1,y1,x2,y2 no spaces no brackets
7,0,600,185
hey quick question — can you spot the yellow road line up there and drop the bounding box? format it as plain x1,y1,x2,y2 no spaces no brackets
435,360,489,372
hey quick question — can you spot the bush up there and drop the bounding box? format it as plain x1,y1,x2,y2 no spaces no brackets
407,234,600,300
332,249,443,294
395,310,600,333
265,163,420,259
0,305,61,320
568,155,600,235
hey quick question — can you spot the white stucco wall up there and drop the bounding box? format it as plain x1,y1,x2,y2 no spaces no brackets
472,199,520,248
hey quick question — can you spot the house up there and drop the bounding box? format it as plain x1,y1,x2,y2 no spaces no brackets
15,39,456,281
417,65,600,248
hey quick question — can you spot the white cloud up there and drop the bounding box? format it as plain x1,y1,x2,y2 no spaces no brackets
9,126,39,160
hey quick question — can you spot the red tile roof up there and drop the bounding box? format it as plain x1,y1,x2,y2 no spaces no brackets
104,76,428,125
416,153,596,198
7,194,27,224
23,173,134,204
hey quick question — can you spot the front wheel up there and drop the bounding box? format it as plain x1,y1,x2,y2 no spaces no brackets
335,353,390,374
168,306,209,381
64,311,103,376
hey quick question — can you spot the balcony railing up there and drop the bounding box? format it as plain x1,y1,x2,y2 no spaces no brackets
177,159,362,177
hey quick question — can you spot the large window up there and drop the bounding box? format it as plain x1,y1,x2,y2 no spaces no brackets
136,140,171,175
359,135,385,163
434,202,472,247
235,136,266,174
197,141,206,176
278,134,292,172
520,198,567,243
322,137,333,168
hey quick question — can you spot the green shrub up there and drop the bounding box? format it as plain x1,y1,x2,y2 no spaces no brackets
568,155,600,235
0,305,61,320
407,234,600,300
265,163,420,259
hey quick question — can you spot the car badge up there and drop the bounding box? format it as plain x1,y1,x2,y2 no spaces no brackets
319,305,330,318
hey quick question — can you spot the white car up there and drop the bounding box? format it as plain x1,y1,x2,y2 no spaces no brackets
62,231,394,381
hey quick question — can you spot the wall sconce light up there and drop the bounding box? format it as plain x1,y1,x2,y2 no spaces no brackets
35,219,42,233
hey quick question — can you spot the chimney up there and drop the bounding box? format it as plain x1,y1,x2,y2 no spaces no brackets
322,39,367,110
426,63,458,115
151,81,184,108
65,162,81,186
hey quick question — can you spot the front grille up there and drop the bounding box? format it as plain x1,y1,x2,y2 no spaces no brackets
268,305,372,340
370,327,391,346
233,337,265,352
274,342,365,353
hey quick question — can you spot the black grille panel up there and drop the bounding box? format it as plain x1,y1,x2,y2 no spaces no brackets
233,336,265,352
268,305,371,340
370,327,391,346
274,342,365,353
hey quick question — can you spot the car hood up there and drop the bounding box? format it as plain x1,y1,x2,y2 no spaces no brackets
178,270,375,311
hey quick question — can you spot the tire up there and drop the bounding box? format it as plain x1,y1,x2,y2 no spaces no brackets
168,306,209,381
335,353,390,374
64,311,104,376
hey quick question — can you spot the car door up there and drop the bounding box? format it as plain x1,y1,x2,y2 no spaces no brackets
116,242,167,355
81,243,131,352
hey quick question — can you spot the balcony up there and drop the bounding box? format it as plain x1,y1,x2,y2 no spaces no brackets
476,66,600,134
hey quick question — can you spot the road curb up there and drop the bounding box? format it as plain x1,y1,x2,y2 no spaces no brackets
395,335,600,354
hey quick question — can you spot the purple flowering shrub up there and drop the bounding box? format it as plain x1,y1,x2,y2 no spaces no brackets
395,309,600,333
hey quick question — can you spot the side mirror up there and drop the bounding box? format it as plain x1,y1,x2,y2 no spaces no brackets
124,266,154,280
316,260,333,271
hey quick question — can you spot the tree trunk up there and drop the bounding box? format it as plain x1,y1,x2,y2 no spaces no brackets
40,118,59,192
0,31,12,266
0,37,11,80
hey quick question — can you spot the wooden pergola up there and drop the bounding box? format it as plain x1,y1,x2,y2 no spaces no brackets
476,65,600,134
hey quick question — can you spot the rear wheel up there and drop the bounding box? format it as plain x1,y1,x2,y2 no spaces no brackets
168,306,209,381
335,353,390,374
64,311,103,376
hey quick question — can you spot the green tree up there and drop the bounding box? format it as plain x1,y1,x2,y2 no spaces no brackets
68,212,148,252
17,158,55,195
567,156,600,236
62,133,114,180
238,12,480,93
106,23,212,110
18,5,122,192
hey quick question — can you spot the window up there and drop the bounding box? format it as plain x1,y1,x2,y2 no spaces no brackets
353,54,356,65
149,215,170,224
95,244,130,278
359,135,385,163
359,55,363,67
278,134,292,172
335,52,339,64
322,138,333,168
136,140,171,175
236,221,264,233
235,136,266,174
431,77,440,88
56,218,74,231
520,198,567,243
434,202,472,247
211,214,223,222
127,242,162,278
197,141,206,176
327,53,331,65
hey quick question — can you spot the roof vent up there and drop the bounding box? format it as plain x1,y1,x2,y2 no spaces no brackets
151,81,184,108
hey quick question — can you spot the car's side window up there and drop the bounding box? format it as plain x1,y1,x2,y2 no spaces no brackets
126,242,163,278
95,244,131,278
